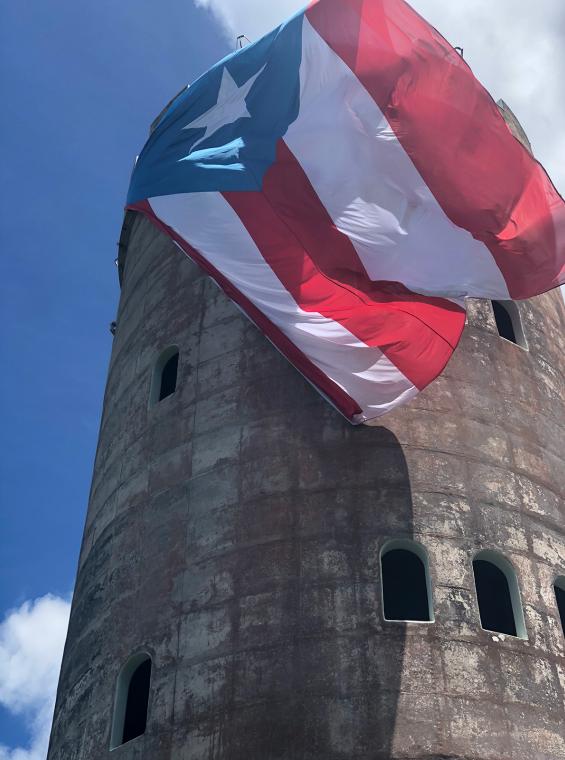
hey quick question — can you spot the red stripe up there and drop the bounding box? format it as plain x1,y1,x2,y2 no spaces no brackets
126,200,363,421
307,0,565,299
224,139,465,390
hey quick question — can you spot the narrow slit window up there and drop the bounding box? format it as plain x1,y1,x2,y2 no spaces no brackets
159,352,179,401
491,300,527,348
555,577,565,637
381,540,433,622
110,654,152,749
150,346,179,406
472,550,527,638
122,659,151,743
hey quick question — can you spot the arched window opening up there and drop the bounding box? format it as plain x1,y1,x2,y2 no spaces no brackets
491,300,527,348
110,653,152,749
472,551,527,639
380,540,434,622
554,576,565,637
159,352,179,401
150,346,179,406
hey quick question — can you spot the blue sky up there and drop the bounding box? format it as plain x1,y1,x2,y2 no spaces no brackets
0,1,227,753
1,1,563,757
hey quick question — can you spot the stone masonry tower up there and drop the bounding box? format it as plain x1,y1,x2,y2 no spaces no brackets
48,117,565,757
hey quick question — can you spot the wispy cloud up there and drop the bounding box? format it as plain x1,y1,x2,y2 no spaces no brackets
0,595,71,760
194,0,565,192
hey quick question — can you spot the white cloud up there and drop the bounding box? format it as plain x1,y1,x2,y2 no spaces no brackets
0,595,71,760
194,0,565,192
194,0,303,43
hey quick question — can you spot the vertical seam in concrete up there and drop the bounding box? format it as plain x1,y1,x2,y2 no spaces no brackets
174,274,207,754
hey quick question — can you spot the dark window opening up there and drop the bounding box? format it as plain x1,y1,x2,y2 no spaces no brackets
122,658,151,744
381,548,431,621
473,559,516,636
555,582,565,637
159,352,179,401
492,301,517,344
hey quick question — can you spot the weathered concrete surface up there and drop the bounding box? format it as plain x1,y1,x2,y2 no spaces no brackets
48,213,565,760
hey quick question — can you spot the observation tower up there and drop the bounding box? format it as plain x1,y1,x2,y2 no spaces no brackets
47,109,565,759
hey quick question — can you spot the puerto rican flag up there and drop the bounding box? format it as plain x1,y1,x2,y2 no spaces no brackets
127,0,565,424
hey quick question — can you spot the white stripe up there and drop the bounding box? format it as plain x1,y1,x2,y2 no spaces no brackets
282,18,510,301
149,192,418,421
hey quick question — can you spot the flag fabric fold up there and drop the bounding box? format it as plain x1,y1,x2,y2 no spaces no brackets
127,0,565,423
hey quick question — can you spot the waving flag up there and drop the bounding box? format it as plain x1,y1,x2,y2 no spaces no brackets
127,0,565,423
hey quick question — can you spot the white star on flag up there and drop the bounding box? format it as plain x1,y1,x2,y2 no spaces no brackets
183,64,265,152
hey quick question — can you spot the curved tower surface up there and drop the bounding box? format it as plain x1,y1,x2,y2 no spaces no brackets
48,210,565,756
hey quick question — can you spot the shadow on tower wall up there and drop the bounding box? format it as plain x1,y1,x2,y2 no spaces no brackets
189,416,412,760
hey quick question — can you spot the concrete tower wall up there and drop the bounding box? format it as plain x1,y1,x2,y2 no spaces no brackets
48,212,565,760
